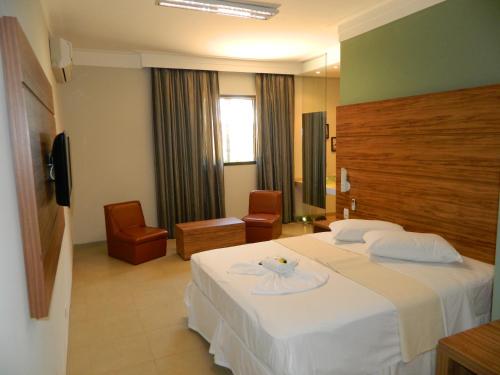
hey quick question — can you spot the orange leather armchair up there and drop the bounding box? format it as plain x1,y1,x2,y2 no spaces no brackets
242,190,282,243
104,201,167,265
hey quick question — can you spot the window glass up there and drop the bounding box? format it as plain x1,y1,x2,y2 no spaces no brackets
219,97,255,163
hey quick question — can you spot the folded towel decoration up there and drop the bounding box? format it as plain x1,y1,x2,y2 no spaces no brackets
228,256,328,295
260,256,298,275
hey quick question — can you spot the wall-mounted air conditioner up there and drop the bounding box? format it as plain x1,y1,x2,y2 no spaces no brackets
49,37,73,83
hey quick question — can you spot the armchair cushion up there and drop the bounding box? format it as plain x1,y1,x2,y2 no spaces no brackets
249,190,282,215
242,214,280,228
109,202,146,230
118,226,168,244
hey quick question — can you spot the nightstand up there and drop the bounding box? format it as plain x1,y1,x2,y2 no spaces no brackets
313,215,337,233
436,320,500,375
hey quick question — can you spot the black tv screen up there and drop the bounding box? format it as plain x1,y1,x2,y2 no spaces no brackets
51,132,72,207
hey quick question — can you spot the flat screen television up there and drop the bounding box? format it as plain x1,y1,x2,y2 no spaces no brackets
50,132,72,207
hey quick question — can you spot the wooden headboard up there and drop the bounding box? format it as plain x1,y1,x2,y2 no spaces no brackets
336,84,500,264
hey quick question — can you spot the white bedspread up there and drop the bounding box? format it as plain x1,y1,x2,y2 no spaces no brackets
187,232,493,375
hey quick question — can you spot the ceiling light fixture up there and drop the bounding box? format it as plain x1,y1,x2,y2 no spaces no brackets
157,0,280,20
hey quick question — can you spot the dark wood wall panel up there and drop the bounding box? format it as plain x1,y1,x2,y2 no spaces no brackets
336,84,500,264
337,85,500,136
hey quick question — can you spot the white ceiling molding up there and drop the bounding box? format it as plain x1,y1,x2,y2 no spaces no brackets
338,0,446,42
73,48,303,74
140,51,302,75
73,49,142,69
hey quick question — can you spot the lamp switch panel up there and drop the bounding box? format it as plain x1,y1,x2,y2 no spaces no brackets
343,208,349,219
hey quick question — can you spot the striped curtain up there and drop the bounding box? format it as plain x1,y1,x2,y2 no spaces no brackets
255,73,295,223
152,68,225,237
302,112,326,209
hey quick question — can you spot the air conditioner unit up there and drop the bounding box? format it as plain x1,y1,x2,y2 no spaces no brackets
49,37,73,83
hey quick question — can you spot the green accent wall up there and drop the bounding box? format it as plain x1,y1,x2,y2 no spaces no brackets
340,0,500,320
340,0,500,105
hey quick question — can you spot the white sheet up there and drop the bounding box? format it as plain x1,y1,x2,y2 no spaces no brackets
186,232,493,375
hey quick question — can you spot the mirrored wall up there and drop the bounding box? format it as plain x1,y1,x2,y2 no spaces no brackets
294,53,340,222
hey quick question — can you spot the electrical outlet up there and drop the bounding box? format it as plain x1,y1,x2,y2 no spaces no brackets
343,208,349,219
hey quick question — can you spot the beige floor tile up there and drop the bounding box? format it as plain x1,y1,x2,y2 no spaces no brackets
96,310,144,340
69,299,88,323
132,285,177,310
111,360,158,375
138,302,187,332
146,323,206,359
67,344,91,375
69,319,99,348
155,349,231,375
88,333,154,374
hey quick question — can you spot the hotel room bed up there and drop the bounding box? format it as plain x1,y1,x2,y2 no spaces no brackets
184,232,493,375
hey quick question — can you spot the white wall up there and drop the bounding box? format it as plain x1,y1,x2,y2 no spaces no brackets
59,65,157,244
0,1,73,374
219,72,258,219
59,69,259,244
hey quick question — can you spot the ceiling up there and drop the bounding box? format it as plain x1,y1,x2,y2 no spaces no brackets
41,0,382,62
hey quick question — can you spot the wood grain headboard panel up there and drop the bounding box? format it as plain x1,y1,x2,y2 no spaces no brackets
336,84,500,264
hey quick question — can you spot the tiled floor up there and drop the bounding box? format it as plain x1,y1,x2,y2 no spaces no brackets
67,223,313,375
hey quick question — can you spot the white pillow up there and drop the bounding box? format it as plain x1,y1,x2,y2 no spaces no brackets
364,230,463,263
329,219,404,242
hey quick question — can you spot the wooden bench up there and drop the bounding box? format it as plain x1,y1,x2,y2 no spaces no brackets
176,217,246,260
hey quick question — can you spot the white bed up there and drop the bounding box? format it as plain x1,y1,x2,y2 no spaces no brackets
184,232,493,375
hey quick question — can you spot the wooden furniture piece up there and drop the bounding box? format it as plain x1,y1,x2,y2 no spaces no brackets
243,190,282,243
436,320,500,375
176,217,245,260
313,215,337,233
104,201,168,265
0,17,65,318
336,84,500,264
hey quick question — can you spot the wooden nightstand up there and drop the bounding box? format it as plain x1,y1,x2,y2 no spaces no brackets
436,320,500,375
313,215,337,233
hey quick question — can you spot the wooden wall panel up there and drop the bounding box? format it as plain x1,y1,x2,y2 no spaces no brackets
0,17,64,318
336,84,500,264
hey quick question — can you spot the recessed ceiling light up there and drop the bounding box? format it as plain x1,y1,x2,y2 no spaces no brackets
334,65,339,69
315,71,321,74
157,0,280,20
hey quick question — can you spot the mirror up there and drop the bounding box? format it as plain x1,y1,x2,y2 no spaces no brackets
302,111,326,208
294,52,340,221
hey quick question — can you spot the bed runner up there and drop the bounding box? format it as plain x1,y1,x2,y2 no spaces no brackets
275,235,446,362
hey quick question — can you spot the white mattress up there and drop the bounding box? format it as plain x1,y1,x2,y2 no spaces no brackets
186,232,493,375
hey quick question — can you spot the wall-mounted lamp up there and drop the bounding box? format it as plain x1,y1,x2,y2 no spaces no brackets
341,167,351,192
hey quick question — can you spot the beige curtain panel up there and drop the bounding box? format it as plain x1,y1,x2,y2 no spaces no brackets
152,68,225,237
255,73,295,223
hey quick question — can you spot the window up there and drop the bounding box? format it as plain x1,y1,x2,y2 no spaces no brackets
219,96,255,164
